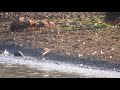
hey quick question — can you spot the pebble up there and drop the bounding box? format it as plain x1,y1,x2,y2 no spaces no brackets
92,51,97,55
66,52,70,56
111,48,115,50
83,42,86,45
100,50,104,54
95,33,98,35
78,54,83,57
109,56,112,58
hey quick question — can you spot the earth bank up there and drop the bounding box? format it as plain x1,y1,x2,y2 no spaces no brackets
0,12,120,64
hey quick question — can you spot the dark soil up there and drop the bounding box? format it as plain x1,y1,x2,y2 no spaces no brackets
0,12,120,64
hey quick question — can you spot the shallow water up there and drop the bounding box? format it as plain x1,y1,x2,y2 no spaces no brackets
0,51,120,78
0,64,83,78
0,55,87,78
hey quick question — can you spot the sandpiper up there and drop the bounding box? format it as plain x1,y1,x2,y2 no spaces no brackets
4,49,9,55
14,51,24,57
41,48,52,59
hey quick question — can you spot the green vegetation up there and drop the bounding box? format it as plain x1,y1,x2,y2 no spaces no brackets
48,14,120,31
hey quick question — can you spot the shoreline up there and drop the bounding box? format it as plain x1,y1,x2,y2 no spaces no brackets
1,44,120,72
0,12,120,65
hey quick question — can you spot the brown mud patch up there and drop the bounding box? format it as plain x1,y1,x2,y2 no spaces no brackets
0,28,120,64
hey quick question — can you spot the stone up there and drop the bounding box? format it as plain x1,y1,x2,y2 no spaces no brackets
28,18,37,27
10,16,37,32
48,21,55,27
19,16,25,22
14,51,24,57
41,20,49,27
38,20,56,29
10,17,29,32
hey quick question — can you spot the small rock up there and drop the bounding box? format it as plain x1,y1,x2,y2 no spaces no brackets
39,20,55,29
111,48,115,50
66,52,70,56
83,42,86,45
95,33,98,35
100,50,104,54
65,23,71,27
14,51,24,57
28,18,37,27
10,20,28,32
72,44,80,49
40,20,49,27
109,56,112,58
78,54,83,57
92,51,97,55
87,38,92,40
19,16,25,22
48,21,55,27
10,17,37,32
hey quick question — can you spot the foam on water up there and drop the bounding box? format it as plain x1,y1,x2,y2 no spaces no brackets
0,52,120,78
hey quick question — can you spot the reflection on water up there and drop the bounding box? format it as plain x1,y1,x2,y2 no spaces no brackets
0,64,85,78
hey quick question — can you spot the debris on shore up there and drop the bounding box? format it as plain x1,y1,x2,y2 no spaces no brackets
10,16,56,32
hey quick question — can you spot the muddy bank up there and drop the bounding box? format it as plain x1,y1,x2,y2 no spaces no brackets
1,44,120,72
1,29,120,63
0,12,120,65
0,12,103,21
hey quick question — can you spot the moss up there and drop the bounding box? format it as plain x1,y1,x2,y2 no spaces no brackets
54,14,120,31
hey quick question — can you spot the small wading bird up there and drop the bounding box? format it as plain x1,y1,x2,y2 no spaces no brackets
40,48,53,59
14,51,24,57
4,49,9,55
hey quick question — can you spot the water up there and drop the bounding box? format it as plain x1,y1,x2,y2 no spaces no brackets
0,54,86,78
0,50,120,78
0,64,82,78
